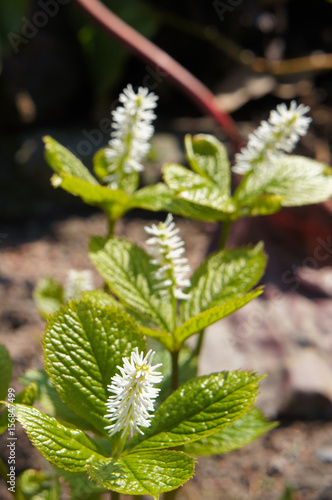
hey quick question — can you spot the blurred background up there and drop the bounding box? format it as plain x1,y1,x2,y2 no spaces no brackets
1,1,332,499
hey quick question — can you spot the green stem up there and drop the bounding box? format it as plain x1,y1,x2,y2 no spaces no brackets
193,329,204,358
219,220,232,249
171,351,179,393
107,218,116,239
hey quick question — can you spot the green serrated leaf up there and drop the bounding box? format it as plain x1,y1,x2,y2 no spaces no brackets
33,277,64,319
265,156,332,206
185,134,231,196
11,404,107,472
175,288,263,344
180,243,266,322
88,450,195,498
129,182,175,211
0,344,13,401
81,289,123,309
89,237,174,333
43,136,98,185
20,369,97,433
163,163,233,212
52,173,129,220
234,155,332,209
184,407,277,456
127,371,262,453
43,298,145,435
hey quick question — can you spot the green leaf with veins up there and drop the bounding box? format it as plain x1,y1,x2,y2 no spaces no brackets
163,163,234,212
87,450,195,498
235,155,332,208
185,134,231,196
89,236,174,333
10,404,107,472
43,136,98,184
184,407,277,456
175,288,263,344
180,243,266,323
43,297,145,436
126,371,262,453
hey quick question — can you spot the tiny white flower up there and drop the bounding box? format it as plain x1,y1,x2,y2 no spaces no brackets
233,100,312,174
65,269,94,300
105,348,163,438
145,214,191,300
105,84,158,186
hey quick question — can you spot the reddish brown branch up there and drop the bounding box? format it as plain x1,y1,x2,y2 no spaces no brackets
73,0,242,151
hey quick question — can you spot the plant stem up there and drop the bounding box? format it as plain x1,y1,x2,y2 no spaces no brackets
219,220,232,249
111,491,120,500
171,351,179,392
194,329,204,358
107,217,115,239
73,0,242,151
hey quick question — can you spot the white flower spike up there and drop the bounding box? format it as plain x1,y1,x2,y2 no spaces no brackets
233,100,312,174
64,269,94,301
145,214,191,300
105,348,163,438
105,84,158,185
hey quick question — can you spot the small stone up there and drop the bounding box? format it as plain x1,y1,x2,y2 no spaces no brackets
316,447,332,464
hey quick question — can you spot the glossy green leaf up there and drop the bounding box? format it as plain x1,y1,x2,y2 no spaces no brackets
88,450,195,498
180,243,266,322
81,289,123,310
127,371,262,452
33,277,64,319
43,298,145,435
89,237,174,332
12,404,107,472
51,173,129,220
234,155,332,208
21,369,97,433
129,182,176,211
185,134,231,196
184,407,277,456
175,288,263,344
265,156,332,206
43,136,98,185
0,344,13,401
163,163,233,212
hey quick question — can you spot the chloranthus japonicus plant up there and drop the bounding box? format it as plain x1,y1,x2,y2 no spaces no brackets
3,84,332,499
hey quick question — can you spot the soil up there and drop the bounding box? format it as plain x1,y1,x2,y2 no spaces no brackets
0,212,332,500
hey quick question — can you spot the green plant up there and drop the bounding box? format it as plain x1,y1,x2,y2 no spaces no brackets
2,85,332,499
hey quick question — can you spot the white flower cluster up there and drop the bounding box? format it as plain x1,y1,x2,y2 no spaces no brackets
105,84,158,184
64,269,94,301
105,348,163,438
145,214,191,300
233,101,312,174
